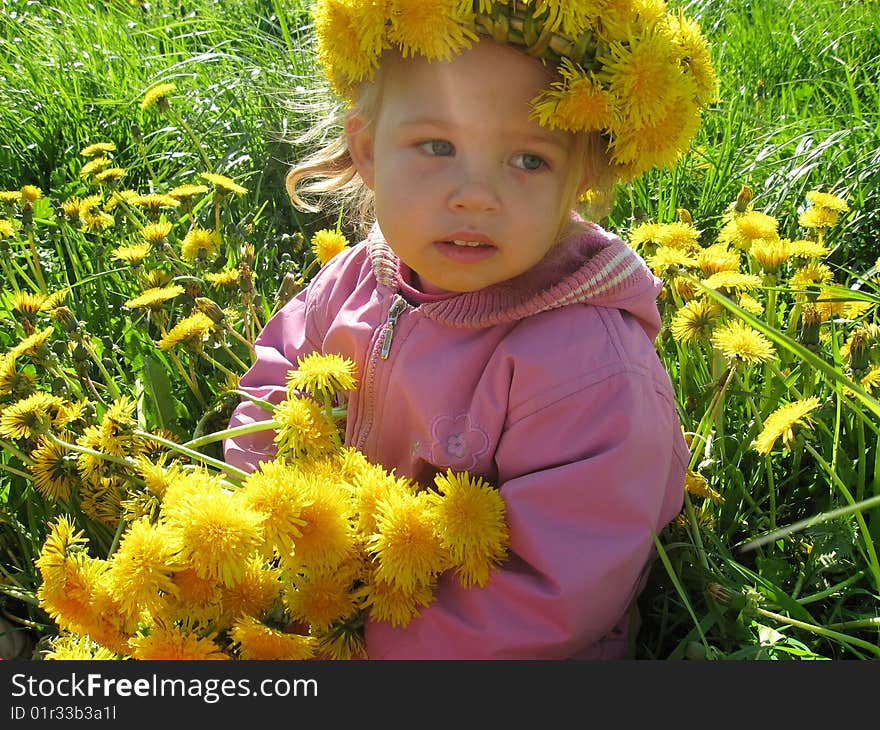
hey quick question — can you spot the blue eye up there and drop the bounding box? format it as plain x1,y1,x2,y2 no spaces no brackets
511,153,546,171
419,140,455,156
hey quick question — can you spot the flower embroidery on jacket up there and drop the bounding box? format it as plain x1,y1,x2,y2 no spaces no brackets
430,414,489,471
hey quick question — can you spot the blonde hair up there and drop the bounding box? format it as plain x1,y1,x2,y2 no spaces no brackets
286,53,616,237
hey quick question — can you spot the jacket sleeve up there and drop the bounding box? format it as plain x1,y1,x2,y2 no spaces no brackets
223,288,322,474
364,366,688,659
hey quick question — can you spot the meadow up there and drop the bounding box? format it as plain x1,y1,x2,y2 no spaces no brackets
1,0,879,659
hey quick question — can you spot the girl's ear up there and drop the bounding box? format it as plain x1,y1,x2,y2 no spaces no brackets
345,112,376,190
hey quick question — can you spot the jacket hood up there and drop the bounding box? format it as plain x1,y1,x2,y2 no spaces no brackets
367,220,664,340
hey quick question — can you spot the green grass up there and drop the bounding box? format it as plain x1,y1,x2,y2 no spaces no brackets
1,0,879,660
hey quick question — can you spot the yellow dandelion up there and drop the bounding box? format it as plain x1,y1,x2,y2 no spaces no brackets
134,193,181,210
702,270,763,292
790,263,834,290
273,395,339,458
310,228,350,266
0,190,21,204
531,60,615,133
696,244,741,276
93,167,127,184
79,476,128,528
426,470,508,588
314,619,368,660
860,365,880,393
169,183,210,200
80,211,115,232
684,470,722,504
43,633,118,660
600,31,683,127
753,397,822,455
737,292,765,315
364,575,435,628
387,0,477,62
0,353,34,399
669,10,718,105
670,298,722,344
718,211,779,250
749,238,791,274
282,474,355,572
59,198,81,220
628,221,665,253
140,221,174,244
140,82,177,111
218,557,282,626
0,218,18,237
609,91,703,176
129,622,227,660
806,190,849,213
180,227,221,262
12,326,54,358
240,459,309,556
163,487,265,586
286,352,358,398
655,221,702,252
205,268,239,287
104,189,140,212
646,246,698,276
799,206,841,230
111,243,153,265
0,392,65,439
11,291,47,315
369,489,448,592
163,569,222,626
104,518,181,620
347,461,417,537
36,553,110,640
788,239,829,259
313,0,389,94
79,156,111,179
80,142,116,158
124,284,185,311
28,436,80,502
230,616,316,660
21,185,42,203
200,172,248,195
285,566,360,633
711,320,776,364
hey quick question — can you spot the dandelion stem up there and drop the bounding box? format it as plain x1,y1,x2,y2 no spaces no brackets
0,438,34,465
182,419,279,450
0,255,21,294
25,232,48,293
797,571,865,605
45,433,134,471
0,461,33,480
168,350,207,408
756,606,880,658
220,340,250,372
133,429,249,481
168,107,214,176
107,515,128,558
198,350,239,381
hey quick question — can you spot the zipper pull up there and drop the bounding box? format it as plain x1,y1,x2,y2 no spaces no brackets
380,295,408,360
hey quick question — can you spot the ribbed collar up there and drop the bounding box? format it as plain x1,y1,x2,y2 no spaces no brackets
366,220,656,329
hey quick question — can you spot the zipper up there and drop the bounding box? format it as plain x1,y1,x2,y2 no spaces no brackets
379,295,408,360
355,294,409,450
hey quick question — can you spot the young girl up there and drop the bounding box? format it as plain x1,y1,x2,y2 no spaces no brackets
225,1,715,659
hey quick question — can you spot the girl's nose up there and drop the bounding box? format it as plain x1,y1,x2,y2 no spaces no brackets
447,163,502,214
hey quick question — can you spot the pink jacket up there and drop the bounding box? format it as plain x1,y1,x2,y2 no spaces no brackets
224,221,688,659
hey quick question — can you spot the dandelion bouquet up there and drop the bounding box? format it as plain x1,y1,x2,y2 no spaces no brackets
31,353,509,660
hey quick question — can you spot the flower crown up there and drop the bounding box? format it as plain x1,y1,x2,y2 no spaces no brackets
311,0,717,184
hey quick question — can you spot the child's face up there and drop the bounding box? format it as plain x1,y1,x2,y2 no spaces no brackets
347,40,587,294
